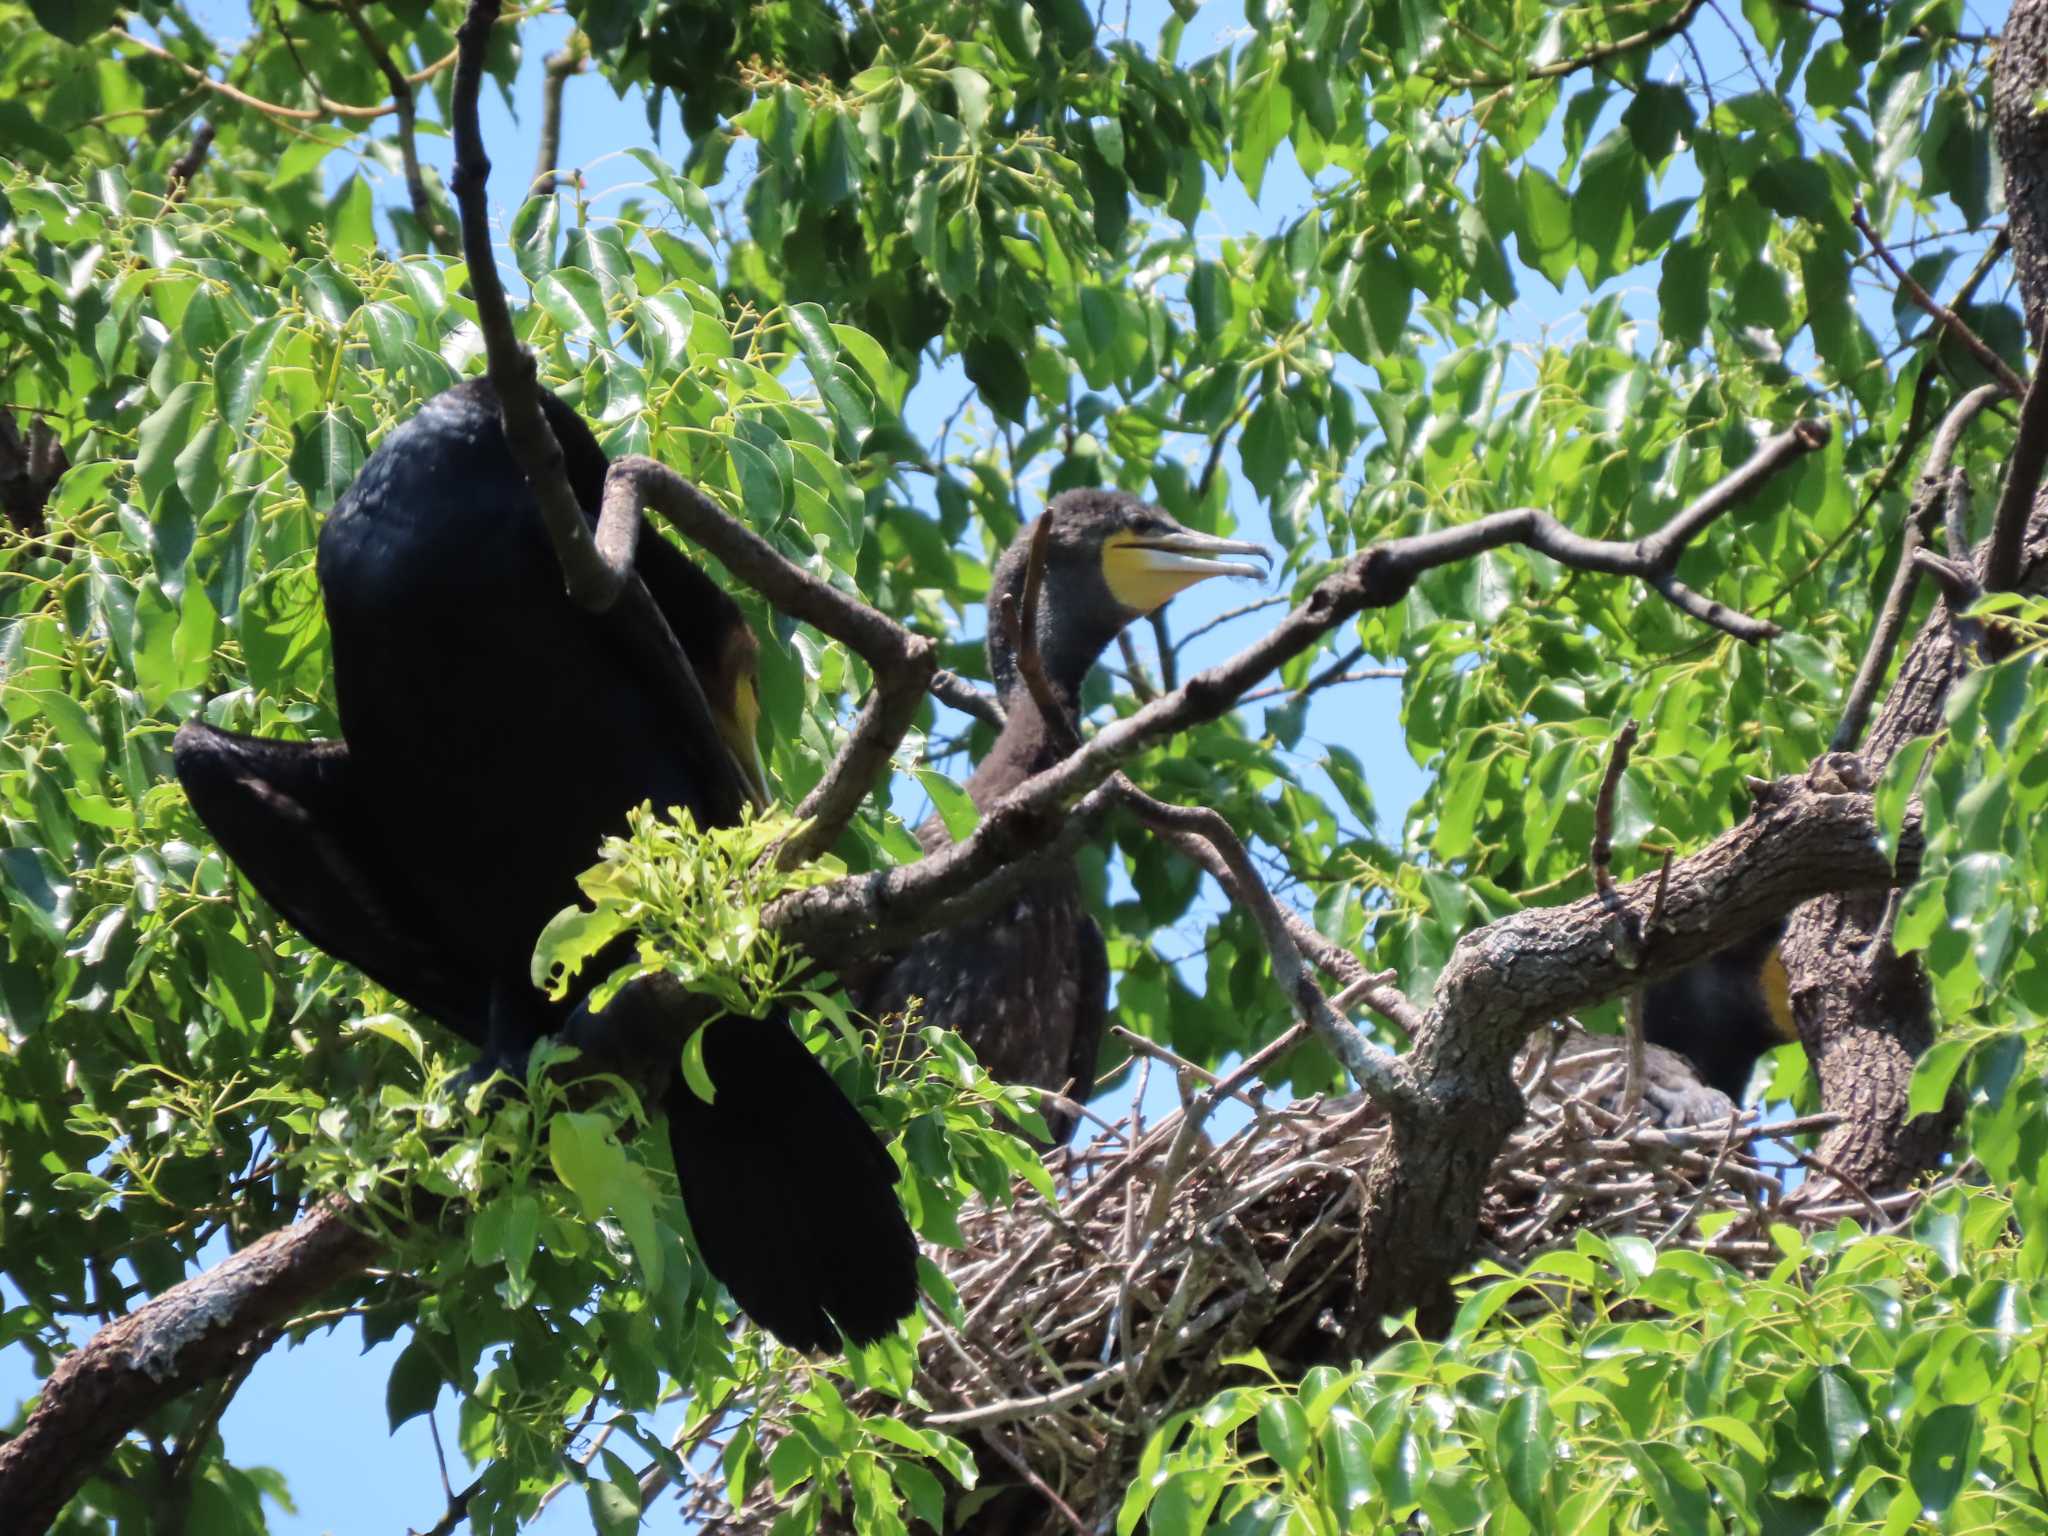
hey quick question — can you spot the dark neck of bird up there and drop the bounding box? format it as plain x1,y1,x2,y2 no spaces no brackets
973,595,1102,807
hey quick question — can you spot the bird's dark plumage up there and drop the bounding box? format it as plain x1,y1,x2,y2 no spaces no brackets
177,378,916,1351
1642,919,1798,1102
856,490,1267,1143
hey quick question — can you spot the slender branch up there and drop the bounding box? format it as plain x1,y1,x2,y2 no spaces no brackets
1117,629,1158,701
109,24,473,123
766,418,1829,958
930,670,1004,728
1445,0,1708,89
604,458,927,667
781,640,937,867
450,8,762,818
1590,721,1639,902
1853,203,2029,399
600,457,936,857
531,36,583,199
1172,593,1289,652
1983,355,2048,596
164,121,214,203
1149,606,1178,691
450,1,613,611
1830,380,2000,752
1111,782,1417,1108
341,1,453,251
1639,419,1832,562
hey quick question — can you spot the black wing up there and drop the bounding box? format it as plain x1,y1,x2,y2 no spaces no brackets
173,721,487,1034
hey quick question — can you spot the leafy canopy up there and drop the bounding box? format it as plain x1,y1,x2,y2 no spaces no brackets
1,0,2045,1530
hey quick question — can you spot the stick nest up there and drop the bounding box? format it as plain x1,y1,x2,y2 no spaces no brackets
683,1026,1924,1532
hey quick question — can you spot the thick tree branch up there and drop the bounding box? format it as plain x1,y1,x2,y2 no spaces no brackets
767,417,1827,960
0,1201,379,1533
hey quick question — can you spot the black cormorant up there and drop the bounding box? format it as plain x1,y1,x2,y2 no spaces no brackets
854,490,1268,1142
175,378,917,1352
1642,919,1798,1102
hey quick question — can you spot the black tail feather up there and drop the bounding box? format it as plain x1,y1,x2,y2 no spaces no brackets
666,1015,919,1353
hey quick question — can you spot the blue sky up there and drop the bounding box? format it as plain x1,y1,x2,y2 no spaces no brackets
7,0,2002,1528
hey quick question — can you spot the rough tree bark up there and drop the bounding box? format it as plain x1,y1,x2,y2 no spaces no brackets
1783,2,2048,1198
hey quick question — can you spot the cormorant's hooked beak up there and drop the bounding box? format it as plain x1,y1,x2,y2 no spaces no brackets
1103,528,1272,613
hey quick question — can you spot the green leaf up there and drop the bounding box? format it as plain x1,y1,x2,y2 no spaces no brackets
30,0,120,44
1907,1403,1980,1515
136,381,206,510
913,768,981,842
1515,167,1576,288
384,1339,443,1433
287,408,367,512
215,315,287,431
1500,1389,1556,1519
533,269,609,338
1798,1368,1870,1480
1257,1395,1310,1474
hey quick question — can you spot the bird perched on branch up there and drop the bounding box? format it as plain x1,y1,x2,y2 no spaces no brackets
176,378,917,1353
1642,919,1798,1103
854,490,1269,1143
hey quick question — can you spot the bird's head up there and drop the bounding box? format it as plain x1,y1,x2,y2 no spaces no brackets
988,489,1270,702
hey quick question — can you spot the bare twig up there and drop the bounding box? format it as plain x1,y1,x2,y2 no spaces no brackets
110,24,476,123
1111,784,1415,1110
1590,720,1639,903
531,35,583,199
1834,383,2004,750
164,121,214,203
1853,203,2029,399
930,669,1005,728
341,1,453,251
1446,0,1707,88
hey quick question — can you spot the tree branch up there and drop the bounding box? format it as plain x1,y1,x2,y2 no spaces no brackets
1832,384,2001,750
766,420,1827,961
1983,354,2048,596
1853,203,2029,399
531,36,583,200
340,1,453,251
0,1200,380,1533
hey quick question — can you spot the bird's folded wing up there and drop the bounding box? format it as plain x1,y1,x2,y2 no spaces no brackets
173,720,486,1031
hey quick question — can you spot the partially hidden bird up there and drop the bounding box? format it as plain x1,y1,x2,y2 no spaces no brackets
852,490,1269,1143
175,378,917,1352
1642,917,1798,1103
